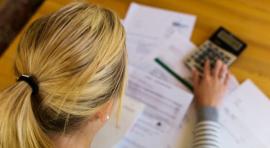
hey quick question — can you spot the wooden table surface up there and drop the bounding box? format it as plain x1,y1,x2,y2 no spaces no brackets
1,0,270,96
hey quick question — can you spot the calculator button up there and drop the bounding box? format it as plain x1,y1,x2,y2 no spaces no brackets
210,60,216,68
195,65,203,72
219,53,224,58
224,56,230,61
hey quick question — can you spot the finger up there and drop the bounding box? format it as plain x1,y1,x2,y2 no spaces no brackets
213,60,223,78
219,63,228,79
203,59,211,77
224,72,231,86
192,68,199,88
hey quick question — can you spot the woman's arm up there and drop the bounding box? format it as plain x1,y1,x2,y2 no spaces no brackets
192,60,229,148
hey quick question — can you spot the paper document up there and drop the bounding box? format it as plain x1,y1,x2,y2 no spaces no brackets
153,34,196,91
125,32,193,91
125,3,196,39
92,96,144,148
116,66,193,148
157,35,196,79
124,2,196,67
219,80,270,148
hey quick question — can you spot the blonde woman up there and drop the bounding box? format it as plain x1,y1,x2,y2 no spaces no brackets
0,2,229,148
0,2,127,148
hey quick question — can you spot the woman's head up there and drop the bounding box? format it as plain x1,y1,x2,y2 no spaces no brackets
0,2,127,148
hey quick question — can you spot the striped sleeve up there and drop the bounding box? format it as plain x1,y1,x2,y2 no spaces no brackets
192,107,221,148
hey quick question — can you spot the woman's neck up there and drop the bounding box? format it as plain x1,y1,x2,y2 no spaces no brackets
52,132,94,148
51,121,100,148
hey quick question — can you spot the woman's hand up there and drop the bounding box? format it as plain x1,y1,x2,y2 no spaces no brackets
192,59,230,107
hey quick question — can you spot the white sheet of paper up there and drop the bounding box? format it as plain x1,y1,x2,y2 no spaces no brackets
157,35,196,79
151,34,196,91
219,80,270,148
115,66,193,148
124,3,196,40
124,2,196,67
92,96,144,148
125,33,191,90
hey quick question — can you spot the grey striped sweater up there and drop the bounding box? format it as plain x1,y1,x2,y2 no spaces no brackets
193,107,221,148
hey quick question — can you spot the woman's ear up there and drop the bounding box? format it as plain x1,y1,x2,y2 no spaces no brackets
95,100,114,123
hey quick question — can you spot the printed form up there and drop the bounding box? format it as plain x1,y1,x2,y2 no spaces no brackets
115,66,193,148
124,2,197,93
124,2,196,67
124,3,196,39
219,80,270,148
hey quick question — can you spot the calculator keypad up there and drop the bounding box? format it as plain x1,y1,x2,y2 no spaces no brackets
185,40,237,72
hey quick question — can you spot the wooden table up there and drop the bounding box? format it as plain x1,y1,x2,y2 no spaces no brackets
1,0,270,96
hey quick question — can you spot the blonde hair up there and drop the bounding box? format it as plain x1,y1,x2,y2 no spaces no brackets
0,2,127,148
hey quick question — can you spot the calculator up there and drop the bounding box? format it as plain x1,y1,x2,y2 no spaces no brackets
185,27,247,72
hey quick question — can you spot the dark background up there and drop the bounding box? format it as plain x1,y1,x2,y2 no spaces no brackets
0,0,44,56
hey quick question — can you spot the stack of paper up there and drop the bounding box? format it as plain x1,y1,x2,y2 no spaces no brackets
93,2,270,148
124,3,198,94
116,67,193,148
114,3,196,148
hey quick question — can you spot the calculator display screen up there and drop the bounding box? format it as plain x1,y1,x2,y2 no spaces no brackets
217,31,242,51
209,27,247,56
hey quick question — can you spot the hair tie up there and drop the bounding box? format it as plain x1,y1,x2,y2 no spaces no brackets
17,75,39,95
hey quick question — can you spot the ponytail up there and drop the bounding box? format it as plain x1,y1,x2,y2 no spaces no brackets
0,82,53,148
